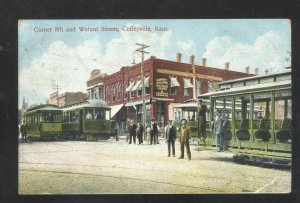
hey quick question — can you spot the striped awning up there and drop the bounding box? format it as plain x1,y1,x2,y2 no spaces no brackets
170,77,180,87
184,78,193,88
125,81,135,92
131,80,142,91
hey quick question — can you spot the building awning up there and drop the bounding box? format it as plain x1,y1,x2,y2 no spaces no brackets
110,103,124,118
131,80,142,91
170,77,180,87
125,99,151,107
184,78,193,88
144,77,150,88
126,81,135,92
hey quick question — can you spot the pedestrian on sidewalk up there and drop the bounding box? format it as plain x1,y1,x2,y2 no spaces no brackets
114,121,119,141
178,119,191,160
212,110,228,152
150,118,158,145
129,120,137,144
20,121,27,142
165,120,176,157
136,122,144,144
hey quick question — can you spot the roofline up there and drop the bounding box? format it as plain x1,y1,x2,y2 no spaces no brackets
217,70,291,85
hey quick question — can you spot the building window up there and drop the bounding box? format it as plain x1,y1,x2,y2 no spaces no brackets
183,78,193,96
91,89,94,99
124,84,127,99
99,87,103,100
208,81,213,92
106,87,109,102
130,90,136,98
196,79,201,96
170,77,180,95
88,90,91,99
94,88,98,99
184,88,189,96
118,83,121,99
112,86,116,101
170,86,176,95
137,87,142,97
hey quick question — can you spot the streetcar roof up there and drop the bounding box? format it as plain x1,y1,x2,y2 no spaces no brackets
198,80,291,99
61,99,110,111
24,104,61,114
217,70,291,85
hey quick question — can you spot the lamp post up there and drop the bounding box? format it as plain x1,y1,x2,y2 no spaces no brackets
136,43,150,133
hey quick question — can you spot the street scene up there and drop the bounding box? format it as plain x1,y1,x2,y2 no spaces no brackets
19,137,291,194
18,19,292,194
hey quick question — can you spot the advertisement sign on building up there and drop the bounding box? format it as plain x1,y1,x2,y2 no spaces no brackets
155,78,169,97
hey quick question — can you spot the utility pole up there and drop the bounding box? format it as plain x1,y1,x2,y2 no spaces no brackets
136,43,150,133
52,80,61,106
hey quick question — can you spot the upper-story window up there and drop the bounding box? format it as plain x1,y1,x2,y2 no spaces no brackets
145,77,150,95
208,81,213,93
183,78,193,96
112,86,116,101
196,79,202,96
170,77,179,95
124,83,128,99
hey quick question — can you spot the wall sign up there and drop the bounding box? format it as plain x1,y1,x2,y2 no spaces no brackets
155,78,169,97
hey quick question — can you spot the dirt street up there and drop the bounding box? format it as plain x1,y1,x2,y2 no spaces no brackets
18,138,291,194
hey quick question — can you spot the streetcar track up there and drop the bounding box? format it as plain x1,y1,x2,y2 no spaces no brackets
19,161,194,176
20,168,224,193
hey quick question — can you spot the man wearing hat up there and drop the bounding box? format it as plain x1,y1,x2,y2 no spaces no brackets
212,110,227,152
178,118,191,160
165,120,176,157
198,99,207,145
150,117,158,145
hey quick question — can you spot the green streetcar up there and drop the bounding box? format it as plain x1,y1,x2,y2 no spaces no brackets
61,100,111,141
22,104,63,140
174,71,292,164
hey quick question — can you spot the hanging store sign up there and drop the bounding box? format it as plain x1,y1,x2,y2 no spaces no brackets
155,78,169,97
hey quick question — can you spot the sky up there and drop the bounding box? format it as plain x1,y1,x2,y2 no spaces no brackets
18,19,291,108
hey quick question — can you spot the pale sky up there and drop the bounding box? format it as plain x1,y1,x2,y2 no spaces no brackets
18,19,291,108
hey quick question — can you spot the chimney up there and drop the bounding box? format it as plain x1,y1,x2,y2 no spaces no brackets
265,69,269,75
190,55,195,65
224,62,230,70
245,66,250,74
255,68,259,75
176,53,182,63
201,57,207,67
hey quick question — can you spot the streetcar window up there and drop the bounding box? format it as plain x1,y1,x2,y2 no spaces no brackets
94,109,104,119
275,90,292,119
86,111,93,119
254,92,272,119
105,110,110,120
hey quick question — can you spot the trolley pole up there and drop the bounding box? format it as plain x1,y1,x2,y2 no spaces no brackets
136,43,150,134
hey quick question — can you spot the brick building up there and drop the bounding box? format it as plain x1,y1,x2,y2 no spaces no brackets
87,53,253,133
49,91,88,107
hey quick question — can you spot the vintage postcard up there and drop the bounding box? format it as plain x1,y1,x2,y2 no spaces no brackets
18,19,291,194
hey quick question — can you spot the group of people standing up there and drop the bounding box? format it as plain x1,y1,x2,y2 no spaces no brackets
198,99,229,152
127,120,144,144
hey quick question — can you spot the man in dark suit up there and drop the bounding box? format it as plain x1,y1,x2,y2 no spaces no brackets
20,122,27,142
136,122,144,144
128,120,137,144
165,120,176,157
150,118,158,145
212,110,228,152
198,99,207,144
